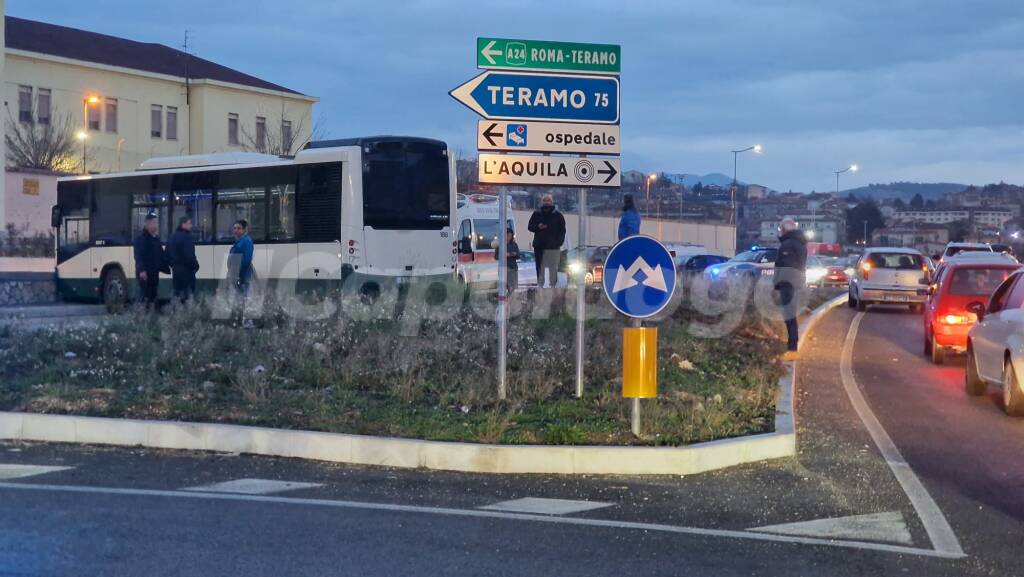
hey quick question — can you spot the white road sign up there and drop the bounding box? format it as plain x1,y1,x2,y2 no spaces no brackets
477,121,620,155
478,153,620,188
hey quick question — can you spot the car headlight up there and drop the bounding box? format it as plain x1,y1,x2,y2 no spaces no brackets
806,268,826,283
568,261,583,274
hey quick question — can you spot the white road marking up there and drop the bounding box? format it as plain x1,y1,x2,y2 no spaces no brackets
841,312,965,556
0,481,965,559
182,478,323,495
0,464,71,480
479,497,613,515
749,511,912,545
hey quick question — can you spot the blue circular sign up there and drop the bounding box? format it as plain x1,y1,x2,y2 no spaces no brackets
602,235,677,318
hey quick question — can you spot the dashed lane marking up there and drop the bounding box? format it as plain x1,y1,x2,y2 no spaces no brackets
479,498,613,515
182,478,323,495
840,312,965,556
0,481,965,559
749,511,913,545
0,464,71,480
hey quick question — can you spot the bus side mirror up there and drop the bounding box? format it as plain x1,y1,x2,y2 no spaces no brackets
967,301,986,320
458,238,473,255
51,205,61,229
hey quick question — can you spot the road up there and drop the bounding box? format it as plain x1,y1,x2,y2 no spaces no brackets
0,302,1021,576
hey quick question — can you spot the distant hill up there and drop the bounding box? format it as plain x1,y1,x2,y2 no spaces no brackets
843,182,967,201
665,173,738,188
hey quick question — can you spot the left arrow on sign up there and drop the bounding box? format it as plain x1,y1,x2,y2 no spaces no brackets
598,160,618,184
481,40,502,66
482,122,503,147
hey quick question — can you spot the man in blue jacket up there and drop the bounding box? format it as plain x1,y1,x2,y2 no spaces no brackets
618,194,641,240
229,219,254,297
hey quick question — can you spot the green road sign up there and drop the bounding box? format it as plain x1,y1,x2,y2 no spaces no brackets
477,38,620,75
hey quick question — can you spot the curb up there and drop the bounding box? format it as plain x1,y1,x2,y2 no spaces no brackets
0,295,847,476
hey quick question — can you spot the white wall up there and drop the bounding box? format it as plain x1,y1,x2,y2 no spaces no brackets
512,209,736,256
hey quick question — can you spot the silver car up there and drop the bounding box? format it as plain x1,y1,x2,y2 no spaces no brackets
849,248,928,312
965,269,1024,416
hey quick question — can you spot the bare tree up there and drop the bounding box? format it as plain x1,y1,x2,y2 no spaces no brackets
239,108,326,156
5,106,79,172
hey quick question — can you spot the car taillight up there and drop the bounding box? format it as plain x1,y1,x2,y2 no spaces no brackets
861,262,872,280
939,312,977,325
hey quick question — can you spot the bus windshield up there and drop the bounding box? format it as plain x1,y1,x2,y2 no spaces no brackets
362,140,450,230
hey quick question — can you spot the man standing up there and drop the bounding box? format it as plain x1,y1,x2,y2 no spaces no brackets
527,194,566,288
774,218,807,360
132,213,166,310
168,216,199,303
229,219,254,297
494,227,519,295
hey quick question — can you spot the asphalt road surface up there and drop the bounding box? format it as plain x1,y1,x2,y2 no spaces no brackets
0,302,1020,576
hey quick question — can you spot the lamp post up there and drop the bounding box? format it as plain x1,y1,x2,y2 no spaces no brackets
834,163,858,195
645,173,657,220
731,144,761,224
76,131,88,174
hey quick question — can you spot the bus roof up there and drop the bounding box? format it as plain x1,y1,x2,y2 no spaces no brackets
306,136,447,149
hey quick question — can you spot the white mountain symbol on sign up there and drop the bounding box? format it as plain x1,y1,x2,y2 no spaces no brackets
611,257,668,293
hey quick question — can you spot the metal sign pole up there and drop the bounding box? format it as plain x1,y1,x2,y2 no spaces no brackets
575,185,587,398
630,317,642,435
498,186,508,401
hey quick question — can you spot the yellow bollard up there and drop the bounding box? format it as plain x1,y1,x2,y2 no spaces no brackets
622,327,657,398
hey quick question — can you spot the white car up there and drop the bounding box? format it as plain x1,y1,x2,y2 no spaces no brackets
941,242,992,262
965,269,1024,416
849,247,928,312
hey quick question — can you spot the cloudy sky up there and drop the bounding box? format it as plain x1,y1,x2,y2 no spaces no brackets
9,0,1024,191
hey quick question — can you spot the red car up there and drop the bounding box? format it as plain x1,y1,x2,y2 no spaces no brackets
922,254,1020,364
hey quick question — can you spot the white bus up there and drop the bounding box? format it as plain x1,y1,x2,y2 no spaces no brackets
52,136,457,306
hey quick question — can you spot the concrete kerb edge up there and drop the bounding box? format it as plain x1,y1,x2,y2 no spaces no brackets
0,295,847,475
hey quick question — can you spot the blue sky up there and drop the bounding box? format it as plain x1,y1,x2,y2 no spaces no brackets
9,0,1024,191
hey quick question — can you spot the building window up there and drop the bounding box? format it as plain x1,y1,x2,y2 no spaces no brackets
228,113,239,145
104,98,118,133
87,100,101,131
281,120,293,152
151,105,163,138
18,85,32,123
255,116,267,151
166,106,178,140
36,88,51,125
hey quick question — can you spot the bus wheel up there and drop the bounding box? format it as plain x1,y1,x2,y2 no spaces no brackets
102,268,128,313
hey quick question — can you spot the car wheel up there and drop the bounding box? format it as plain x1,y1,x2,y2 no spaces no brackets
848,289,856,308
584,272,594,286
1003,360,1024,416
857,298,866,312
930,334,945,365
965,345,986,396
102,268,127,314
924,327,932,355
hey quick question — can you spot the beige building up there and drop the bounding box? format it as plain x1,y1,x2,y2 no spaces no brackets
2,15,317,231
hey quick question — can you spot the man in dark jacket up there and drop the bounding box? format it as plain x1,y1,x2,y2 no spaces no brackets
133,213,167,310
527,194,566,288
774,218,808,359
168,216,199,303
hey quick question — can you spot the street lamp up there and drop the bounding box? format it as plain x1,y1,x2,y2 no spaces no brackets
731,144,762,225
834,163,858,195
645,173,657,220
76,131,88,174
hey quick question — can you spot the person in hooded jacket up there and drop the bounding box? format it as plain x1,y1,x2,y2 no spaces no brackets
774,218,808,360
618,194,641,240
527,194,566,288
168,216,199,303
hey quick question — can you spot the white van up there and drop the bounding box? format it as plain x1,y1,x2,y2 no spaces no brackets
455,194,514,285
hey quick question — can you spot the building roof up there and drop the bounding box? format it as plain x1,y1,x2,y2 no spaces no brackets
5,16,303,95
